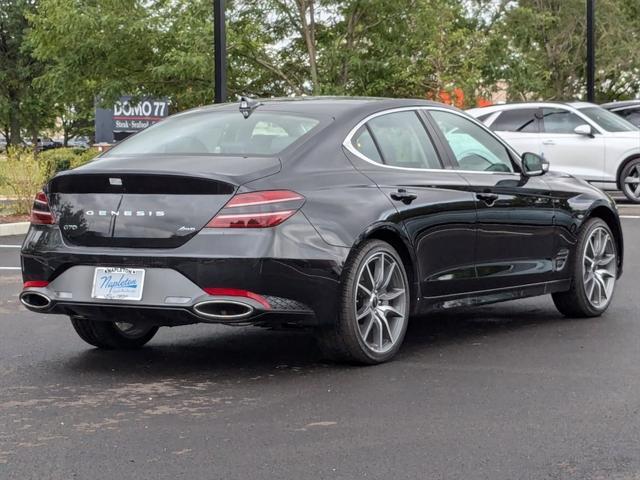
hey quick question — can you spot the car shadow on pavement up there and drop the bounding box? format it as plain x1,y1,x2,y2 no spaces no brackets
401,301,571,354
59,299,584,380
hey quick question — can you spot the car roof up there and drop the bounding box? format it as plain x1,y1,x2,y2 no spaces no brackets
601,99,640,110
467,101,598,115
177,96,459,121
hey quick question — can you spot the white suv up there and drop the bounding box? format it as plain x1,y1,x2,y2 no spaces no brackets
467,102,640,202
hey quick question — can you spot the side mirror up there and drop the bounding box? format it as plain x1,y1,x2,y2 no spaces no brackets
521,152,549,177
574,124,594,137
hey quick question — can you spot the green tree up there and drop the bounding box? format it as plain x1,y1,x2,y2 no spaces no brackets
481,0,640,101
0,0,55,146
28,0,290,112
24,0,640,119
243,0,487,101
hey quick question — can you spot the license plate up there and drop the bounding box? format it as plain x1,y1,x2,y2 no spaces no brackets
91,267,145,301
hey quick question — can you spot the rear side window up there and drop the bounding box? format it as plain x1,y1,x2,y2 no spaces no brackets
351,127,383,163
104,111,321,156
366,111,442,169
541,108,584,134
491,109,539,133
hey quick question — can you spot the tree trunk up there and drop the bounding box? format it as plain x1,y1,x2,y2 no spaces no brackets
31,130,38,157
8,94,21,145
297,0,319,95
340,3,361,89
63,123,70,147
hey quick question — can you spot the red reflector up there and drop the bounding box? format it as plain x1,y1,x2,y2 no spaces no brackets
24,281,49,288
203,288,271,310
30,191,55,225
207,210,295,228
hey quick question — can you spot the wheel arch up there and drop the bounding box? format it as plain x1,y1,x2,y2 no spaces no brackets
353,224,421,315
585,205,624,276
615,154,640,190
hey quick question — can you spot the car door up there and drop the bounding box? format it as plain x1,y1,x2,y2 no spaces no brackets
487,107,542,156
426,108,557,291
344,109,478,297
540,107,606,182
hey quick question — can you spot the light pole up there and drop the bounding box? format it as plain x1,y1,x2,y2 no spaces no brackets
586,0,595,102
214,0,227,103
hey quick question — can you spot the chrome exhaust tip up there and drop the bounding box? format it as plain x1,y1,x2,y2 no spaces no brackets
20,291,52,310
193,300,254,321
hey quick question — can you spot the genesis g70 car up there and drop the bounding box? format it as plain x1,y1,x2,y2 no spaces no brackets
20,97,623,364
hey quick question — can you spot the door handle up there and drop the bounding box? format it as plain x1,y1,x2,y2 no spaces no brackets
390,189,417,204
542,140,555,145
476,192,499,205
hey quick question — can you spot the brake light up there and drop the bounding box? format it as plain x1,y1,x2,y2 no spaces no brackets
206,190,304,228
30,191,55,225
24,281,49,288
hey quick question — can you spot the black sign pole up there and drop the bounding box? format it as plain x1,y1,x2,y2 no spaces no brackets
586,0,595,102
214,0,227,103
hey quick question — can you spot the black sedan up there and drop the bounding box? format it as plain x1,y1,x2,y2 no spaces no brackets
602,100,640,127
20,97,623,364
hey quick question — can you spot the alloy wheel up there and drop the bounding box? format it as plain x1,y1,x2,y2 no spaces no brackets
354,251,407,354
582,226,616,308
623,163,640,200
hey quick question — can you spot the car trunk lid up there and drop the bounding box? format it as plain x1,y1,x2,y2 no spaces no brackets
48,155,280,248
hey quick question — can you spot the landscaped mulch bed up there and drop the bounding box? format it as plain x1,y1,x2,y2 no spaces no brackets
0,214,30,224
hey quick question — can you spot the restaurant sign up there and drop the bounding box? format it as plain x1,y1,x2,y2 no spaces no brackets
95,96,170,143
113,97,169,132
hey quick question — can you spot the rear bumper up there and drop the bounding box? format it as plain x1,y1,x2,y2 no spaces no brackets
20,266,315,326
20,213,350,326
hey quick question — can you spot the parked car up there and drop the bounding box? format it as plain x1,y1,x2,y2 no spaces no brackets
0,135,6,152
20,98,623,364
601,100,640,128
467,102,640,202
42,137,62,150
67,136,91,149
24,137,62,151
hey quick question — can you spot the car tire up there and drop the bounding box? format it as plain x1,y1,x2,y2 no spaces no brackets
619,157,640,203
70,316,159,349
552,218,618,318
317,239,410,365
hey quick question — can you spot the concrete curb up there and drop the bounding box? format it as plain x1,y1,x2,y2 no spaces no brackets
0,222,29,237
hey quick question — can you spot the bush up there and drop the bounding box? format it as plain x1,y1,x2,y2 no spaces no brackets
0,147,98,215
38,147,98,179
0,147,46,215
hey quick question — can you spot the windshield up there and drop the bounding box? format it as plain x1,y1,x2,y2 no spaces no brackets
104,110,321,156
578,106,638,132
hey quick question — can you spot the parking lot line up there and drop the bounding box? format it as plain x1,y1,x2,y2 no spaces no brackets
621,215,640,219
0,267,20,270
0,245,21,248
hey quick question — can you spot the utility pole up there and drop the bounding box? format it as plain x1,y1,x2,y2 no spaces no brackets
214,0,227,103
586,0,595,102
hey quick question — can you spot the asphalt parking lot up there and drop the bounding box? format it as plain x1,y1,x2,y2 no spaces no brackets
2,204,640,480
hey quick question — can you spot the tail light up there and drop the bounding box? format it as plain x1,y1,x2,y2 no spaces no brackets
30,191,55,225
206,190,304,228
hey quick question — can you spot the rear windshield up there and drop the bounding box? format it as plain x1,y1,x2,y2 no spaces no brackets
578,107,638,132
104,110,321,156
